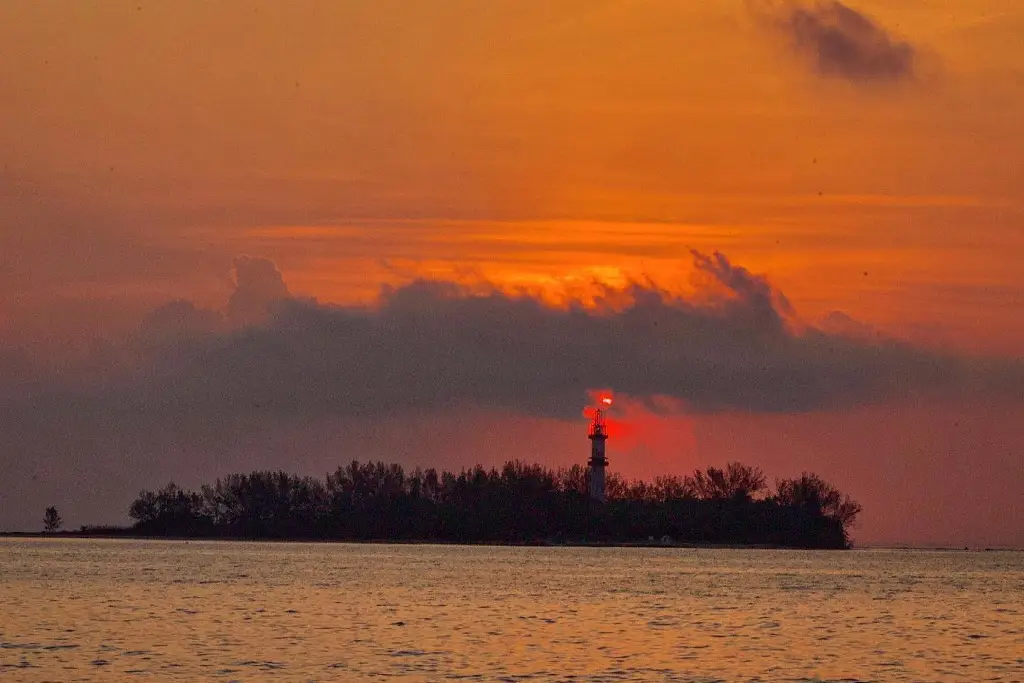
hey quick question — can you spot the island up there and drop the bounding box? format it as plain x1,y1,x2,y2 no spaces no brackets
109,461,861,549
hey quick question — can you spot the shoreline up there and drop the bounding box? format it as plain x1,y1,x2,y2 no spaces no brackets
2,531,1018,551
0,531,818,549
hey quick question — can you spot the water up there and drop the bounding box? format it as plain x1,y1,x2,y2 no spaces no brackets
0,539,1020,682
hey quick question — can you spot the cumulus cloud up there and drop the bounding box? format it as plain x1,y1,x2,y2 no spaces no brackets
11,250,1022,423
690,250,794,332
757,0,916,83
227,256,292,324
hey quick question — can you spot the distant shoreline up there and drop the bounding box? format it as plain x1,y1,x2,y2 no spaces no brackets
1,532,1019,551
0,531,790,549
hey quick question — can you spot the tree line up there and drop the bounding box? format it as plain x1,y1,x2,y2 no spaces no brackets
124,461,862,548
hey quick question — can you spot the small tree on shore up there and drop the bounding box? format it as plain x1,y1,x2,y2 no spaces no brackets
43,506,63,533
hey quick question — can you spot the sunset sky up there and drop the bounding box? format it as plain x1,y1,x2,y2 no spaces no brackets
1,0,1021,546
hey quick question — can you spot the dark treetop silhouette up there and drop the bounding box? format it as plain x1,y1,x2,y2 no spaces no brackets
122,461,861,549
43,506,63,533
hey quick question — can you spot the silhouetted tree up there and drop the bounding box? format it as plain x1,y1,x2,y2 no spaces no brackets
775,472,862,528
685,462,767,502
556,464,588,496
128,482,206,535
129,490,158,525
652,475,691,502
43,506,63,532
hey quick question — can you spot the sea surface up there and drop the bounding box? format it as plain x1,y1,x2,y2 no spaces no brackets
0,539,1020,682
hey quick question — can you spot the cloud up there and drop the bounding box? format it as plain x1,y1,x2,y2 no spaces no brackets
690,249,794,332
226,256,292,324
11,251,1021,424
140,300,225,345
758,1,916,83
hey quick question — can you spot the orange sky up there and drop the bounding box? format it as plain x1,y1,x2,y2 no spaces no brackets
0,1,1022,543
3,0,1023,353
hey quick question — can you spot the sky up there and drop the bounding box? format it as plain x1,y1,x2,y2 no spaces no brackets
1,0,1022,546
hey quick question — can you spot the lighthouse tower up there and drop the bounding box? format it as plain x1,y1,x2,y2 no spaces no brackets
588,407,609,502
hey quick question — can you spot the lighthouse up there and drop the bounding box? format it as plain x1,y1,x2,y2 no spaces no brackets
588,402,610,502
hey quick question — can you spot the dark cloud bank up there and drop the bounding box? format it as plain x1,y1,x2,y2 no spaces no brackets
2,252,1021,530
757,0,916,83
9,250,1021,421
